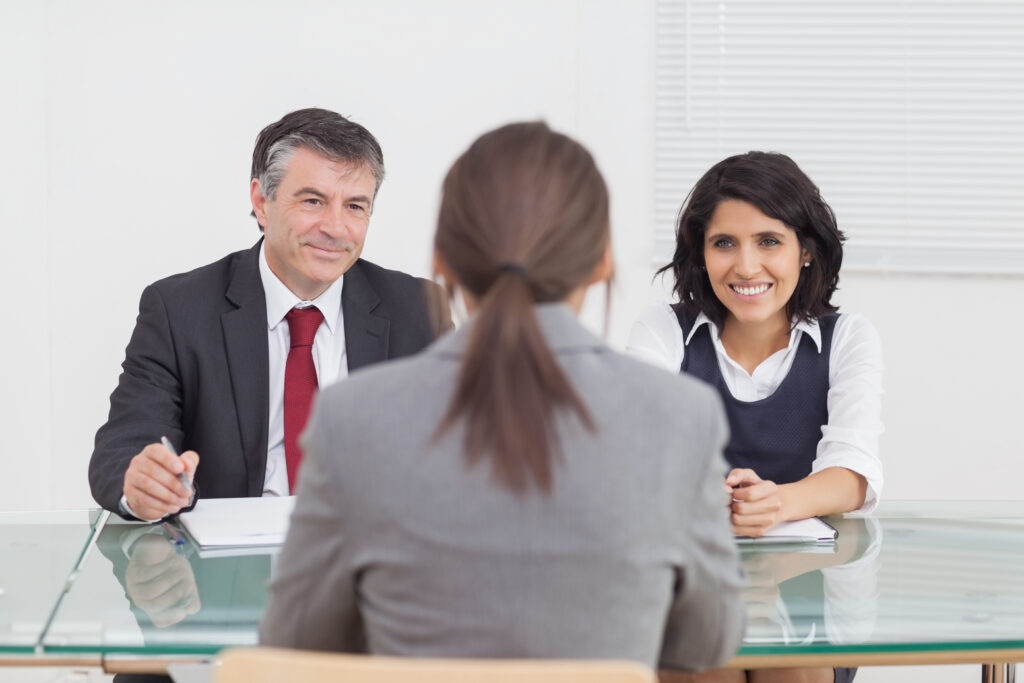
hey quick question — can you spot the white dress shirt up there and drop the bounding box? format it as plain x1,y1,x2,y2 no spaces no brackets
626,303,884,513
259,242,348,496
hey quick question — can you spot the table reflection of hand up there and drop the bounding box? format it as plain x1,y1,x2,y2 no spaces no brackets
124,533,201,627
742,552,786,637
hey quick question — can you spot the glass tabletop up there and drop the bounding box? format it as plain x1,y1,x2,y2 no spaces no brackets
0,509,105,654
33,501,1024,661
738,501,1024,657
42,517,275,655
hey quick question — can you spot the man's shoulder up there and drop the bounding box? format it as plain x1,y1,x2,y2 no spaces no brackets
147,243,260,297
348,258,445,322
350,258,431,293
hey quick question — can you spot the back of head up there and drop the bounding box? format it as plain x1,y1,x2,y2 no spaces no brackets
662,151,845,327
434,121,611,494
249,108,385,227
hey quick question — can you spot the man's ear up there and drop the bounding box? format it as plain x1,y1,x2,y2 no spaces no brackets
250,179,268,229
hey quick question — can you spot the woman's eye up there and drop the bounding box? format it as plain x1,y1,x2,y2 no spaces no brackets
713,239,733,248
761,237,780,247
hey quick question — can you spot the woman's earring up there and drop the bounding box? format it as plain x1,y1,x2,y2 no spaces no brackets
803,262,811,268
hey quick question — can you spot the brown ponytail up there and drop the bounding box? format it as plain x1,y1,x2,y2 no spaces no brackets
433,122,610,494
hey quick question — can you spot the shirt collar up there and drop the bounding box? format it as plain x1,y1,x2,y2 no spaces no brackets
684,312,823,354
259,242,344,334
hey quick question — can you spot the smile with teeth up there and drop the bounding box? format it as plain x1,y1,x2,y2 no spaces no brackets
730,283,772,296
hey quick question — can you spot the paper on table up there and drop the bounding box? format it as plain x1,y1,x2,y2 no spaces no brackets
735,516,838,544
178,496,296,548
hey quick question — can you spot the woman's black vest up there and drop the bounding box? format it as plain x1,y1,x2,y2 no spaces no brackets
675,310,838,485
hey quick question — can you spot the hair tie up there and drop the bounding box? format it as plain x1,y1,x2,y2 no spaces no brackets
498,262,528,278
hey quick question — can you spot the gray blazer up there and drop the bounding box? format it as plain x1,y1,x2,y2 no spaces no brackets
260,305,745,671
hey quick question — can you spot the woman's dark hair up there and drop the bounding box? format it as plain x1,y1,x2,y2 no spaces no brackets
433,122,610,494
658,151,845,328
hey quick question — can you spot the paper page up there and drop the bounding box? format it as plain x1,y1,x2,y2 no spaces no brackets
178,496,296,548
736,516,838,544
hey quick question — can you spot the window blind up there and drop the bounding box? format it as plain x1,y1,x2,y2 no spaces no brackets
654,0,1024,274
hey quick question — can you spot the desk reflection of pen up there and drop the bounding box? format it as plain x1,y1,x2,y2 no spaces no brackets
162,522,187,547
160,435,194,497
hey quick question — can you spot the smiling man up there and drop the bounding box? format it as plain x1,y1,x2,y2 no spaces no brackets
90,108,451,522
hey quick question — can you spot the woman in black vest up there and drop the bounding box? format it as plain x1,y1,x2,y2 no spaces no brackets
628,152,883,683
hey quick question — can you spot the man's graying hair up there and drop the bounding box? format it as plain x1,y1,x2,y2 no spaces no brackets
250,108,385,225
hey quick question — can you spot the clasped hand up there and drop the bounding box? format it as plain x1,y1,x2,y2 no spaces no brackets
726,468,783,538
123,442,200,521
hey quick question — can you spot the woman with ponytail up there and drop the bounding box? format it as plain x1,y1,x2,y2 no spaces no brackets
262,122,745,672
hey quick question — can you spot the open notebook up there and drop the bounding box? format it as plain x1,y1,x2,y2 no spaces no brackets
735,516,838,544
178,496,296,549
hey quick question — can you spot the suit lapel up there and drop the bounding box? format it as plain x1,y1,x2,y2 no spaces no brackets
222,241,270,497
342,260,390,371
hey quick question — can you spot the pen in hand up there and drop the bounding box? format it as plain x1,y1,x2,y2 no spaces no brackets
160,436,194,497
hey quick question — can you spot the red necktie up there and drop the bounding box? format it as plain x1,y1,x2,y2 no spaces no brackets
284,306,324,493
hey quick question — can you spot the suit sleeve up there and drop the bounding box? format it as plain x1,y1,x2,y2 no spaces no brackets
259,398,365,652
90,284,186,516
659,394,747,671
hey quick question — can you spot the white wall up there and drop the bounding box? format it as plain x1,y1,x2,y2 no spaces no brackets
0,0,664,511
4,0,1017,511
0,3,1020,679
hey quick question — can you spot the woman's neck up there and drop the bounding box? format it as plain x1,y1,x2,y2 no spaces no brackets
719,313,791,375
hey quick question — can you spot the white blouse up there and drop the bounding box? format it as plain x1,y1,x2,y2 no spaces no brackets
626,303,884,513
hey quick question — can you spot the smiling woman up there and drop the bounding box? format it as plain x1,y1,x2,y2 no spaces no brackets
630,150,881,526
627,151,882,683
701,199,810,369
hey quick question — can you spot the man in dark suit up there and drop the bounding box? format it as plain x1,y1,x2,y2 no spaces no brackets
90,108,451,522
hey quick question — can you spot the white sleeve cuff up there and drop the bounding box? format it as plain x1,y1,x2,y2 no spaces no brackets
119,493,166,524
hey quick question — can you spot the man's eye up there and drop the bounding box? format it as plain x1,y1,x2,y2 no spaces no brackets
348,204,367,212
304,198,323,206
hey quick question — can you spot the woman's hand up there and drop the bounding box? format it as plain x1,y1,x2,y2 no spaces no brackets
726,468,783,537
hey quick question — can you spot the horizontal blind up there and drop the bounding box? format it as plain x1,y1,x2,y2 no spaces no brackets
654,0,1024,274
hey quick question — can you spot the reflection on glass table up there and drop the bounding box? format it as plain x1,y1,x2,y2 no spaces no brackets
741,516,880,649
43,517,274,655
30,501,1024,674
733,501,1024,664
0,510,104,654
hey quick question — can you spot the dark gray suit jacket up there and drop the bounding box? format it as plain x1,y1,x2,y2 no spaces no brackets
90,240,451,515
261,305,745,671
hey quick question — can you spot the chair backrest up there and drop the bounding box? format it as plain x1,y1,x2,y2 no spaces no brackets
215,647,657,683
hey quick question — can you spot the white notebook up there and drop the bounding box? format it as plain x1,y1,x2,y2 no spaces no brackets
735,516,838,544
178,496,296,548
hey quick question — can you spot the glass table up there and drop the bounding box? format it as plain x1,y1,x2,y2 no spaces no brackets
3,502,1024,679
732,502,1024,681
0,509,107,665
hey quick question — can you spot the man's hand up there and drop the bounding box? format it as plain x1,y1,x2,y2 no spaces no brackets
726,467,782,537
124,534,201,627
123,443,199,521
